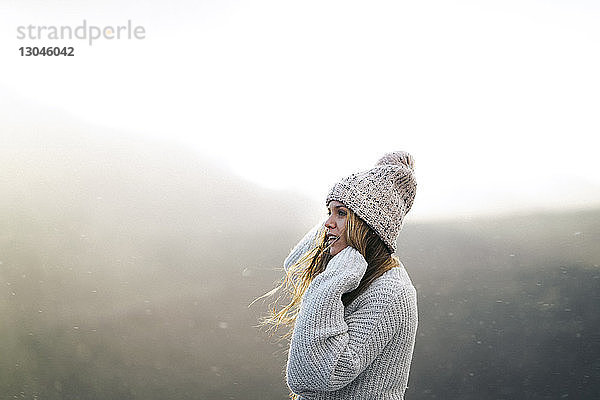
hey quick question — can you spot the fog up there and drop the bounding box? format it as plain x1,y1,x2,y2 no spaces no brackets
2,102,599,399
3,0,600,219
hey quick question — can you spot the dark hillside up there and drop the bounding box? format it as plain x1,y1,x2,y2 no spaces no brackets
1,112,598,399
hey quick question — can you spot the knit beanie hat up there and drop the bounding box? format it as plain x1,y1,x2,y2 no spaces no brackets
325,151,417,253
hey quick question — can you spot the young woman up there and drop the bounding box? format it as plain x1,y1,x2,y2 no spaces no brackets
263,151,418,399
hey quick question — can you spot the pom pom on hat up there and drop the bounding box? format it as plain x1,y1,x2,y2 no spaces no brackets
376,151,415,172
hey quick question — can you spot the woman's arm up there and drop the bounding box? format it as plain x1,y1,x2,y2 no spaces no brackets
286,246,415,394
283,219,326,272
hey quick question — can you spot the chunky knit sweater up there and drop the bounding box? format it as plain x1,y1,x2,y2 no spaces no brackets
283,222,418,400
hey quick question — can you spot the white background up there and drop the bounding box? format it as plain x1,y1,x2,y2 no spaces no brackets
1,0,599,220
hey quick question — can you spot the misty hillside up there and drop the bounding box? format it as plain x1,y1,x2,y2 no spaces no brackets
2,104,599,399
397,213,599,399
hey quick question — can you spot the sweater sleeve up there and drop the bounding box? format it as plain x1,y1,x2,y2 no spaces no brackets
286,246,409,394
283,219,326,273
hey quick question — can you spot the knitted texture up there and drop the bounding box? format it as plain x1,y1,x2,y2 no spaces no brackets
283,224,418,400
326,151,417,253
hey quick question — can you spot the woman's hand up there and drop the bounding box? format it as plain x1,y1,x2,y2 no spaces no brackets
322,246,367,293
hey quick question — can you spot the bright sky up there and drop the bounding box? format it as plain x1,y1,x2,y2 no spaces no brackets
1,0,599,220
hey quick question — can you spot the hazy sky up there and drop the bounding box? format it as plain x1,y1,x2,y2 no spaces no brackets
1,0,599,220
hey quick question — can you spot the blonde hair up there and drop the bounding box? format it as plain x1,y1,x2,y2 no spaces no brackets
343,210,400,306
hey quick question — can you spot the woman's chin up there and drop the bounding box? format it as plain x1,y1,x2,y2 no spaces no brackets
330,245,347,257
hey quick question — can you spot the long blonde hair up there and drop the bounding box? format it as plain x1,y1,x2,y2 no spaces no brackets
256,209,400,397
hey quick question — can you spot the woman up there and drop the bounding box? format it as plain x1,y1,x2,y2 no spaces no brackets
262,151,418,399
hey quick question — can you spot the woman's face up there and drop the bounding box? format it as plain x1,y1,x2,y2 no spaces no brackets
325,200,350,257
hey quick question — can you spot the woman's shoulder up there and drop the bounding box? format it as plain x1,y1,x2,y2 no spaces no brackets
375,263,415,292
350,264,416,310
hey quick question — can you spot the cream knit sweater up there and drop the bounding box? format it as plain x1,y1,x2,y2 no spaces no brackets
283,222,418,400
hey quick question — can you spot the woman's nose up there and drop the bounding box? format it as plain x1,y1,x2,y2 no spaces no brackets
325,215,335,229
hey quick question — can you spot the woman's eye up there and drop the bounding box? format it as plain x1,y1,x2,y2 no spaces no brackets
339,210,346,216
